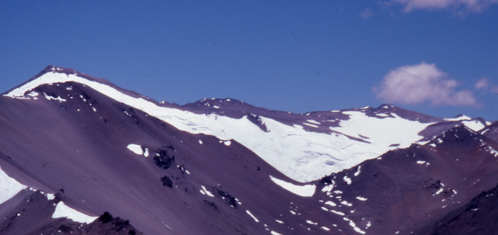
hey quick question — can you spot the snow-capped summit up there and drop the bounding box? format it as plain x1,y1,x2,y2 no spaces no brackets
3,65,464,183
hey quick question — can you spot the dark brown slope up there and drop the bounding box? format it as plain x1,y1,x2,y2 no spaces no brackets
314,125,498,235
0,78,350,234
427,183,498,235
0,187,144,235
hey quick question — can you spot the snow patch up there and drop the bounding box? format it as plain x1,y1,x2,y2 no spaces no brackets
246,210,259,222
321,184,335,195
200,185,214,197
325,201,337,207
375,113,390,117
340,200,353,207
434,188,444,196
343,175,352,185
444,115,471,121
307,119,321,125
330,210,345,216
462,120,485,132
354,165,362,177
269,175,316,197
303,122,319,128
44,92,66,102
356,196,368,201
52,201,97,224
350,219,366,234
0,166,27,204
306,220,318,225
28,91,39,97
127,144,143,155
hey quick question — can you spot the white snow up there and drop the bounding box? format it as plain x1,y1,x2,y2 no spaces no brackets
52,201,97,224
28,91,39,97
0,166,27,204
356,196,368,201
444,115,471,121
306,220,318,225
271,231,282,235
325,201,337,207
330,210,345,216
269,175,316,197
462,120,485,132
354,166,362,177
434,188,444,195
302,122,319,128
340,200,353,207
46,193,55,200
246,210,259,222
307,119,321,125
343,176,352,185
127,144,143,155
200,185,214,197
5,71,437,182
44,92,66,102
321,184,335,195
376,113,389,117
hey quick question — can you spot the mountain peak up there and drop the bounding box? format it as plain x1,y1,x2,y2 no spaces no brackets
2,66,149,103
44,65,79,74
3,65,95,98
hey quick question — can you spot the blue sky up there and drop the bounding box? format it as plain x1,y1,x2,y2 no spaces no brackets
1,0,497,120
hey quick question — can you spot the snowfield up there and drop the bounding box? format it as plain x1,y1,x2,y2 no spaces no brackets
0,166,27,204
4,70,476,182
52,201,98,224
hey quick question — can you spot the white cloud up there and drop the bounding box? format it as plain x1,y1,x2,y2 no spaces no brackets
359,9,374,18
374,62,478,107
393,0,498,12
474,77,489,90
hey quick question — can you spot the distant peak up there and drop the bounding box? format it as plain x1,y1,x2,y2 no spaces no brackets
378,104,395,110
444,114,471,122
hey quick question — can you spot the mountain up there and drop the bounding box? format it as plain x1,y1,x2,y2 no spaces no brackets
0,65,496,234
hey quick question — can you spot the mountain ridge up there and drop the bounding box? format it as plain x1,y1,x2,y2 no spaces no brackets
0,66,496,234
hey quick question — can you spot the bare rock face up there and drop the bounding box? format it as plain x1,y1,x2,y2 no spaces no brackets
427,183,498,235
0,66,496,235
